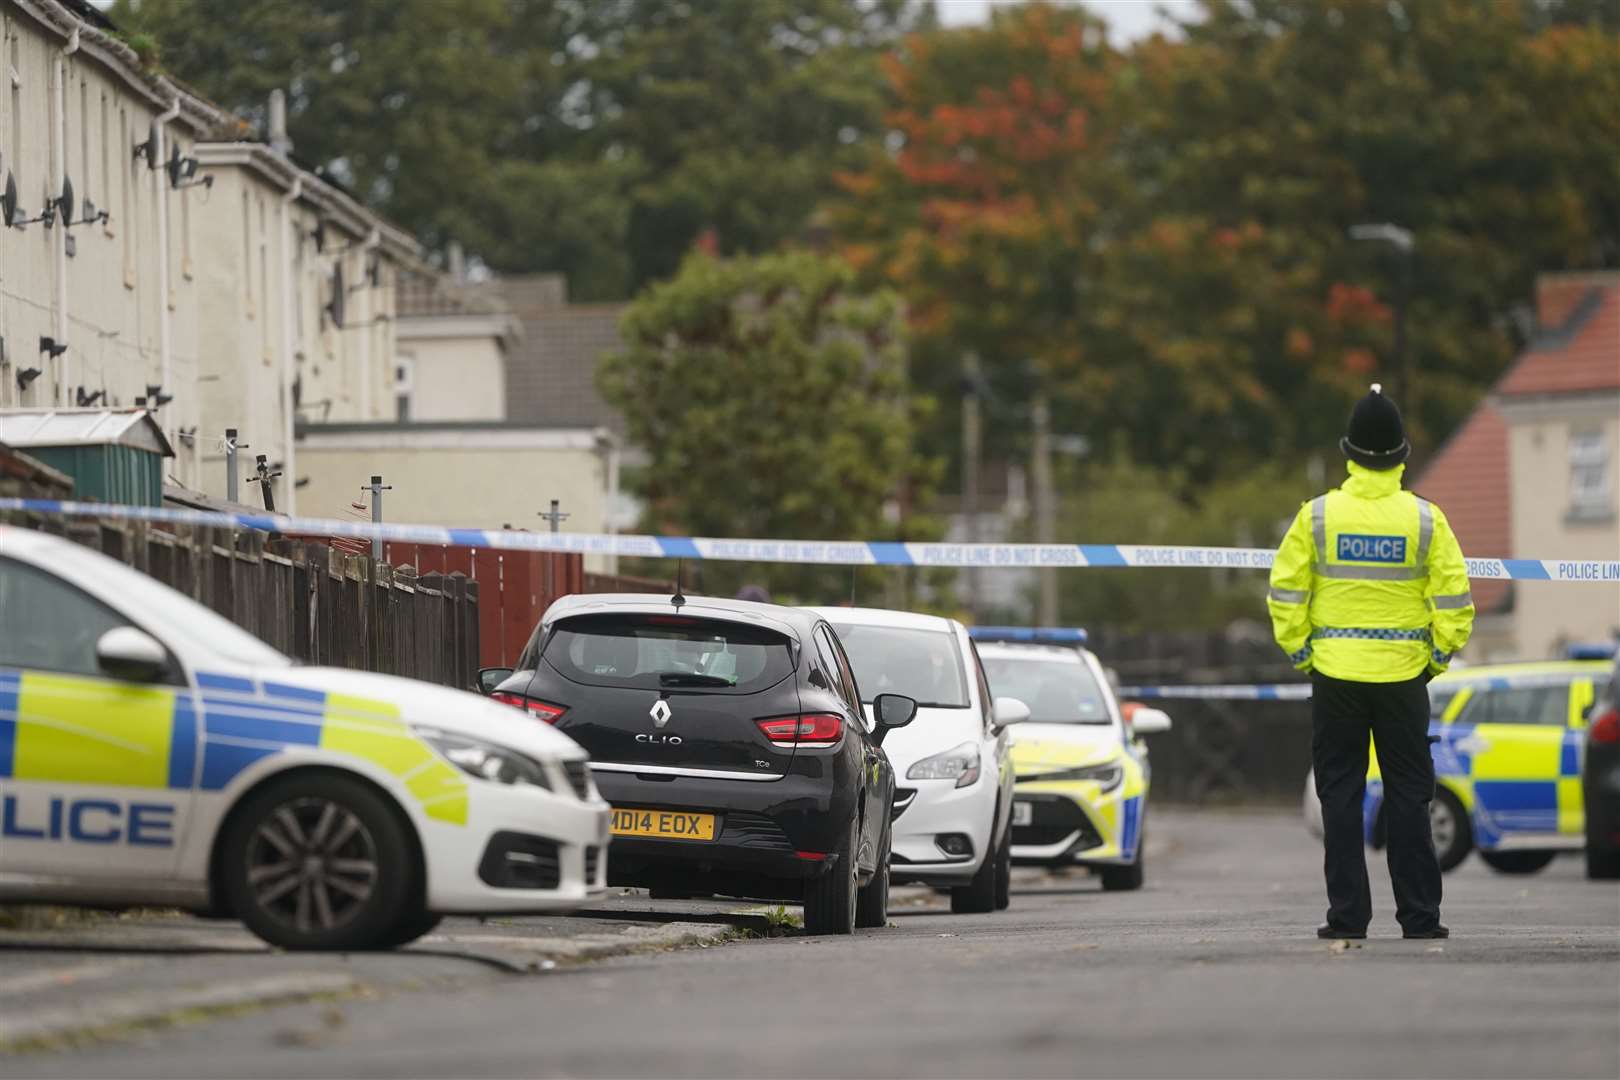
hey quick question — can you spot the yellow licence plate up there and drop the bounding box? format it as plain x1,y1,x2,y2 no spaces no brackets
610,808,717,841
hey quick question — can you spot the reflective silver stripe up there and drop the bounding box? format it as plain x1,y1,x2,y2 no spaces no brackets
588,762,783,782
1415,498,1434,567
1432,591,1473,610
1269,586,1310,604
1313,563,1428,581
1310,496,1327,557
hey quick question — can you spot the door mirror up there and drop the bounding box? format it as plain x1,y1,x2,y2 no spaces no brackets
874,692,918,730
1126,704,1172,735
476,667,514,696
95,626,169,683
992,696,1030,728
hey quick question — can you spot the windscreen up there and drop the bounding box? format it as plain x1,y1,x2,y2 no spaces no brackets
982,656,1111,724
542,613,793,693
832,624,969,708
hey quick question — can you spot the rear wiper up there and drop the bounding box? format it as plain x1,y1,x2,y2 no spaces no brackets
657,672,735,688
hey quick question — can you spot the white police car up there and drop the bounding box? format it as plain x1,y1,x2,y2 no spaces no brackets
0,525,610,950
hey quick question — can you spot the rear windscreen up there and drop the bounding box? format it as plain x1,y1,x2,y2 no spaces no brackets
542,614,794,693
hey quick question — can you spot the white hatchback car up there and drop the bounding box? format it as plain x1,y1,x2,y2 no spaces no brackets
812,607,1027,914
0,525,610,950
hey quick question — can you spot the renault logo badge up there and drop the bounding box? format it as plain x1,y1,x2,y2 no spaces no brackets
650,699,672,728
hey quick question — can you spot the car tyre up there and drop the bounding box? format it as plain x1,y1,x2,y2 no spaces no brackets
374,909,442,949
1585,846,1620,880
1430,786,1473,873
951,834,1000,914
855,823,891,929
993,825,1012,911
1478,849,1556,875
1100,854,1144,892
222,772,415,952
803,816,858,936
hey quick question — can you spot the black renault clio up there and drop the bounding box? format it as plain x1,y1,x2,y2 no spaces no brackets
481,593,914,934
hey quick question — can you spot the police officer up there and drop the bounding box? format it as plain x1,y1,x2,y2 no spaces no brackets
1268,384,1475,940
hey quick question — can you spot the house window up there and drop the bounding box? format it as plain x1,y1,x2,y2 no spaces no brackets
394,355,414,421
1569,430,1613,521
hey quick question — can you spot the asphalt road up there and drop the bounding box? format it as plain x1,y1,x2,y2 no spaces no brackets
9,808,1618,1079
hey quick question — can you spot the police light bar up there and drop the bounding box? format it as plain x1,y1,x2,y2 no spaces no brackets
1566,643,1617,661
968,626,1088,645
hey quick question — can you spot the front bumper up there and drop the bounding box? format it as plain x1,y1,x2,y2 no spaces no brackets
420,775,611,914
887,776,998,885
1010,782,1142,867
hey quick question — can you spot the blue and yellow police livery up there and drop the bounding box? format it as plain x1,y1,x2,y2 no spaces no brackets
972,629,1172,892
1365,660,1613,874
0,525,609,950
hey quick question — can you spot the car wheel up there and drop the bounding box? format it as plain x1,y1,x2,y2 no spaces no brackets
1100,853,1144,892
1478,850,1557,875
1430,787,1473,873
1585,846,1620,880
855,823,891,929
803,816,858,936
222,773,415,951
375,909,443,949
951,833,999,914
994,825,1012,910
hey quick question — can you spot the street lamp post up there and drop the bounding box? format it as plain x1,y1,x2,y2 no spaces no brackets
1349,223,1415,416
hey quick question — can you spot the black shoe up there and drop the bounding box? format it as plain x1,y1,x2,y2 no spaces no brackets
1317,925,1367,940
1402,924,1450,940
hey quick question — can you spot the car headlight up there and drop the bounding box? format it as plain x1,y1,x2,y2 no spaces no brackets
1024,760,1124,793
907,742,981,788
417,728,551,789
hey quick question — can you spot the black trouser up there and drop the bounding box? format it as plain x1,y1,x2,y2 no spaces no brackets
1311,671,1443,934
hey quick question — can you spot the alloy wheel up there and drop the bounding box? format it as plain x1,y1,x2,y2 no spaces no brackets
246,797,380,934
1429,797,1457,859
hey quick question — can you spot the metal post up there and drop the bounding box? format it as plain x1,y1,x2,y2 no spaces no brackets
961,353,982,617
538,499,570,534
363,474,392,562
1031,390,1058,627
224,428,242,504
250,454,282,513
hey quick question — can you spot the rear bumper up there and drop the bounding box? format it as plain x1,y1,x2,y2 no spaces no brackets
590,767,853,899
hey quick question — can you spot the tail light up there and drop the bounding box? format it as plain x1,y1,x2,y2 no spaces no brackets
491,691,567,724
1591,706,1620,745
756,713,844,748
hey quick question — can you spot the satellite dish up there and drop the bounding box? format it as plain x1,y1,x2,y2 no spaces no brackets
312,218,327,253
2,171,16,227
57,176,75,226
144,122,160,169
166,144,183,188
326,264,346,328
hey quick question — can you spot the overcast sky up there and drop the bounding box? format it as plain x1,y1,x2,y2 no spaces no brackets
937,0,1199,44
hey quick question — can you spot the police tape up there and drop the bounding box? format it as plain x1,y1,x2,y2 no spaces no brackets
2,496,1618,582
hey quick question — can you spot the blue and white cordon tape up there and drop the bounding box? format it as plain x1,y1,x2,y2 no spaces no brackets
1,497,1617,582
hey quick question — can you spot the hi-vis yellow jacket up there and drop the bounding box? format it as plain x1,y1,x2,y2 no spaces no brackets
1268,463,1475,683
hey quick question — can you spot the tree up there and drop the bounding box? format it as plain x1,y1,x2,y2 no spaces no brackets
599,250,925,600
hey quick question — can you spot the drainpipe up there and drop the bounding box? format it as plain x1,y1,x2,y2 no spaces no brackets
53,27,80,405
154,94,180,452
280,177,304,513
357,227,380,419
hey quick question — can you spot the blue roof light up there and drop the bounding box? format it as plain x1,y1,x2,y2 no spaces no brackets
968,626,1088,645
1566,642,1617,661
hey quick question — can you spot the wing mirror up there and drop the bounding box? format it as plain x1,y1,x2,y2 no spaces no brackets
476,666,514,695
874,693,918,729
992,696,1031,729
1125,704,1172,735
95,626,170,683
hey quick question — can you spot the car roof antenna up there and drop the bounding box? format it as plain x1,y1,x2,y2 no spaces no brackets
672,560,687,610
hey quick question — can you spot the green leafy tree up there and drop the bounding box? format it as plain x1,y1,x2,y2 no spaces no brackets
599,251,927,601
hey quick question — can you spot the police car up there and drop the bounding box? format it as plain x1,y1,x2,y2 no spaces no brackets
0,525,610,950
1303,658,1613,873
972,628,1171,890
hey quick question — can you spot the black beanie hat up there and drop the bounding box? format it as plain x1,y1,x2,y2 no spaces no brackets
1340,383,1409,470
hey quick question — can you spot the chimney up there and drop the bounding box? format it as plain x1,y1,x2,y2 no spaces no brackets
268,89,292,157
448,240,466,284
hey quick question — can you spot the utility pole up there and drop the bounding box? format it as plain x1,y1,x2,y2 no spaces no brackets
362,474,392,562
224,428,244,504
1031,389,1058,627
538,499,570,534
961,353,982,617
